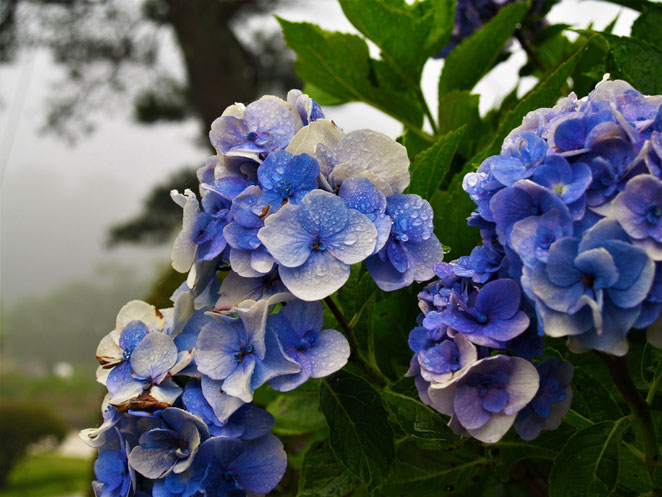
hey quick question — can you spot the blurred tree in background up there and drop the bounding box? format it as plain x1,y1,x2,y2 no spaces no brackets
0,0,300,246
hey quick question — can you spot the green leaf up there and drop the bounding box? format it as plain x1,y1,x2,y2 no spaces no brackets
336,265,377,324
429,187,481,257
549,418,630,497
632,5,662,52
297,441,361,497
339,0,455,85
571,367,624,423
407,126,466,200
610,448,659,497
382,377,457,445
601,32,662,95
494,422,577,472
319,370,395,488
381,441,488,496
438,2,529,95
278,18,422,128
267,393,326,436
437,91,480,157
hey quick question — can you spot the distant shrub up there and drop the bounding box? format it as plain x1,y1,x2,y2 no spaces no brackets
0,400,68,487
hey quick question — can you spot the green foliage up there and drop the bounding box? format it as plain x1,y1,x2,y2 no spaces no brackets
570,368,624,423
278,18,424,130
548,419,631,497
437,2,529,95
407,127,466,201
381,441,488,496
0,453,90,497
602,33,662,94
631,4,662,51
267,393,326,436
319,370,395,489
297,441,361,497
382,377,456,445
0,402,69,487
339,0,456,85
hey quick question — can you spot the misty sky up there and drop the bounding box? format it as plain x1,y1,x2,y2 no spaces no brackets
0,0,637,309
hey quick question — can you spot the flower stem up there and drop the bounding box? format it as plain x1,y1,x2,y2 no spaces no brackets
323,296,388,387
514,29,547,75
599,352,659,477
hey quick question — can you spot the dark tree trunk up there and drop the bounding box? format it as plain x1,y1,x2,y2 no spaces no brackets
165,0,259,133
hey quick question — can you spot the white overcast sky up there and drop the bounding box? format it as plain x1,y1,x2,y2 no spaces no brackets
0,0,638,307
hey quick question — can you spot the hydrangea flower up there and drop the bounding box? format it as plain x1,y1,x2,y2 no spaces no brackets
527,219,654,354
258,189,377,300
92,431,134,497
611,174,662,260
128,408,210,479
195,300,300,402
427,355,540,443
514,358,573,440
195,435,287,496
95,301,191,407
183,382,274,439
209,96,303,160
257,150,319,209
441,279,530,348
267,300,350,391
366,194,444,291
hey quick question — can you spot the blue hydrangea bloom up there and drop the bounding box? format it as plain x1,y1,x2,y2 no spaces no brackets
215,269,288,312
416,334,478,386
258,190,377,300
427,355,539,443
527,219,655,354
195,435,287,496
366,194,444,291
93,432,134,497
152,464,205,497
267,300,350,391
288,89,324,125
611,174,662,260
183,382,274,439
338,176,392,254
96,301,189,407
257,150,319,209
222,186,275,278
195,300,300,402
441,279,530,348
488,132,547,186
128,408,210,479
514,358,573,440
490,179,572,249
171,189,231,274
209,96,303,160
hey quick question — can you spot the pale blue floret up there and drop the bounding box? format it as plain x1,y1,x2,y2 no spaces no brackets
258,190,377,301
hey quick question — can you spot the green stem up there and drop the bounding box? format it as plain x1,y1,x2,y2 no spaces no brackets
514,29,547,75
323,296,388,387
417,90,438,136
599,353,659,477
646,359,662,405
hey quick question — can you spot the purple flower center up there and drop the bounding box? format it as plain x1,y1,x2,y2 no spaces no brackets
234,344,253,363
647,204,661,224
246,131,258,141
476,313,488,324
311,238,327,251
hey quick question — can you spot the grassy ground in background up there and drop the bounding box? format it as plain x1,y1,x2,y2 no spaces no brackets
0,452,91,497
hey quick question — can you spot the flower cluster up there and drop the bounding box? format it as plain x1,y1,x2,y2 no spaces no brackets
463,78,662,355
83,89,445,496
408,78,662,444
173,90,443,304
408,261,568,442
85,294,350,496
